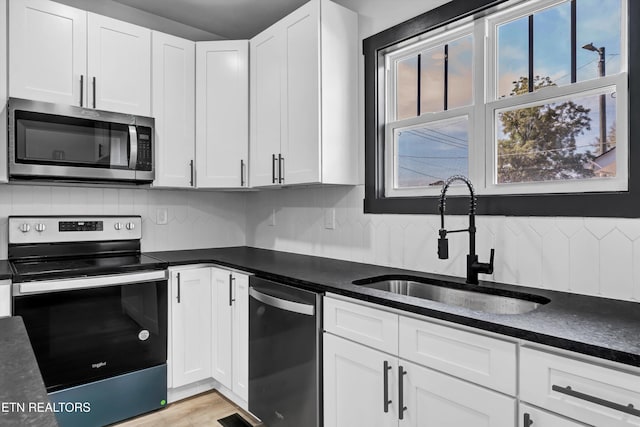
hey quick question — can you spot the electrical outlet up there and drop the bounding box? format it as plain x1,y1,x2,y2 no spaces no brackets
324,208,336,230
269,208,276,226
157,208,168,225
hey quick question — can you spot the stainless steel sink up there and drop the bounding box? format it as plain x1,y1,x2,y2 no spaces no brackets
353,277,549,315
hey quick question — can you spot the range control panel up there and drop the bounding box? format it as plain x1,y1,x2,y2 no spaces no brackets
9,216,142,244
59,221,104,232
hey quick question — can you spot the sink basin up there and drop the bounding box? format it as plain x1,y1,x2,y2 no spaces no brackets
353,276,549,315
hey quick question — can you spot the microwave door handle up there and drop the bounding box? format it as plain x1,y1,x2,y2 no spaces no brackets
128,125,138,170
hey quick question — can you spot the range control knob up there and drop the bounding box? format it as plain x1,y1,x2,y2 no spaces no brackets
126,222,135,231
114,222,123,230
19,223,31,233
35,223,46,232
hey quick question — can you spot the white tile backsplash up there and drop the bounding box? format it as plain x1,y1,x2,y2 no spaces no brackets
246,185,640,302
0,184,247,258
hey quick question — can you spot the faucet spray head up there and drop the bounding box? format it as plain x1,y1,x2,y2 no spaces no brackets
438,229,449,259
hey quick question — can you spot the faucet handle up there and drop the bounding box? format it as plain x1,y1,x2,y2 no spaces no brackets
487,248,495,274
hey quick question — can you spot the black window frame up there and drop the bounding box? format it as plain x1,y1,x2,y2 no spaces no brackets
363,0,638,217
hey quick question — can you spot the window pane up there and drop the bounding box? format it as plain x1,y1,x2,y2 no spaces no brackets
395,117,469,188
396,56,418,120
420,46,445,113
497,16,529,98
534,2,571,87
577,0,621,82
496,88,617,184
448,35,473,109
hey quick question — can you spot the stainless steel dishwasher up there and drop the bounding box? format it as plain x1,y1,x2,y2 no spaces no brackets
249,276,321,427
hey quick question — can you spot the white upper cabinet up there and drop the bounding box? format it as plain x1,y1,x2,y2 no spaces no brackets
87,13,151,116
195,41,249,188
9,0,151,116
152,31,195,188
250,0,358,187
9,0,87,106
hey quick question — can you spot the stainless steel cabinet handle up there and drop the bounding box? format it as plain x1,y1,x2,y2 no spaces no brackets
92,77,96,108
189,160,194,187
80,75,84,107
552,384,640,417
398,365,407,420
278,154,284,184
272,154,277,184
176,272,181,304
229,274,236,306
383,361,392,413
240,159,245,187
523,413,533,426
249,287,314,315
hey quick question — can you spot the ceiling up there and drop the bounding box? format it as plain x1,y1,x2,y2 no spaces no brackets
113,0,313,39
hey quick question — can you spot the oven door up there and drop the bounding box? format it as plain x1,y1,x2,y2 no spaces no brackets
13,270,167,392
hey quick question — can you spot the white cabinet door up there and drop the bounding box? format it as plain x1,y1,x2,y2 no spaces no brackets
9,0,87,106
0,280,10,318
324,333,398,427
151,31,195,188
170,267,212,388
519,404,588,427
87,13,151,116
281,1,320,185
401,360,515,427
196,41,249,188
249,29,283,187
231,272,249,402
211,267,233,389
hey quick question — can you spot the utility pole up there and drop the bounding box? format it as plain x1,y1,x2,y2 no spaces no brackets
582,42,606,154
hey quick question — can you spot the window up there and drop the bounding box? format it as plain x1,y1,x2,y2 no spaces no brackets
364,0,636,216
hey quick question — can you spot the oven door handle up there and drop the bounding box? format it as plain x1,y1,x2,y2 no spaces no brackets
249,287,315,316
14,270,167,296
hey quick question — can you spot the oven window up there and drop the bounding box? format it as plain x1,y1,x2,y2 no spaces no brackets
14,280,167,392
15,111,130,169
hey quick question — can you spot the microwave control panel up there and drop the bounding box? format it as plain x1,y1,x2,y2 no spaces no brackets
136,127,152,171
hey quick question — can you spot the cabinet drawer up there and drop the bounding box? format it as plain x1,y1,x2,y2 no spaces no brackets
399,316,516,395
521,347,640,427
323,297,398,354
519,404,588,427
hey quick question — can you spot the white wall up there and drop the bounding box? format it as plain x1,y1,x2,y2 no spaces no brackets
246,0,640,303
1,185,247,257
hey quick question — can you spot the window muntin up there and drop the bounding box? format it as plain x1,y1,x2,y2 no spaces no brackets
382,0,626,198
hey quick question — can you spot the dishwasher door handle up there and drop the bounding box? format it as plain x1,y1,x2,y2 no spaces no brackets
249,287,315,316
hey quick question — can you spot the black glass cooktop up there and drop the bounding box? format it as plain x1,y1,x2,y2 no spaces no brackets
11,254,167,282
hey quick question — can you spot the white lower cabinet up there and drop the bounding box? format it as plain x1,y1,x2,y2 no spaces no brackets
168,266,212,388
324,295,516,427
519,404,589,427
324,333,397,427
402,360,515,426
211,266,250,402
0,280,11,317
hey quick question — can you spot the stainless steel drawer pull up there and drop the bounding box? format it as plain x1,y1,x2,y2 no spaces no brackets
523,413,533,426
383,361,392,413
176,272,181,303
552,384,640,417
80,75,84,107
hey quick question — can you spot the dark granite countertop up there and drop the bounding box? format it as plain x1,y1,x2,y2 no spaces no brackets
0,316,58,427
0,260,14,280
147,246,640,368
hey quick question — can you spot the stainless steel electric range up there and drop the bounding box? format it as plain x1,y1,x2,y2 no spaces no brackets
9,216,168,427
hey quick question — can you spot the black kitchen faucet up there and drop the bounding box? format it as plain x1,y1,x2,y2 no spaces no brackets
438,175,494,284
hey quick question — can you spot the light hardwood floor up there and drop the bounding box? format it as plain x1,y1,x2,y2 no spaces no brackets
112,391,262,427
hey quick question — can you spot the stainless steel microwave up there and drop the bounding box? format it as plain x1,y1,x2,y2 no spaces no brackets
8,98,154,184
